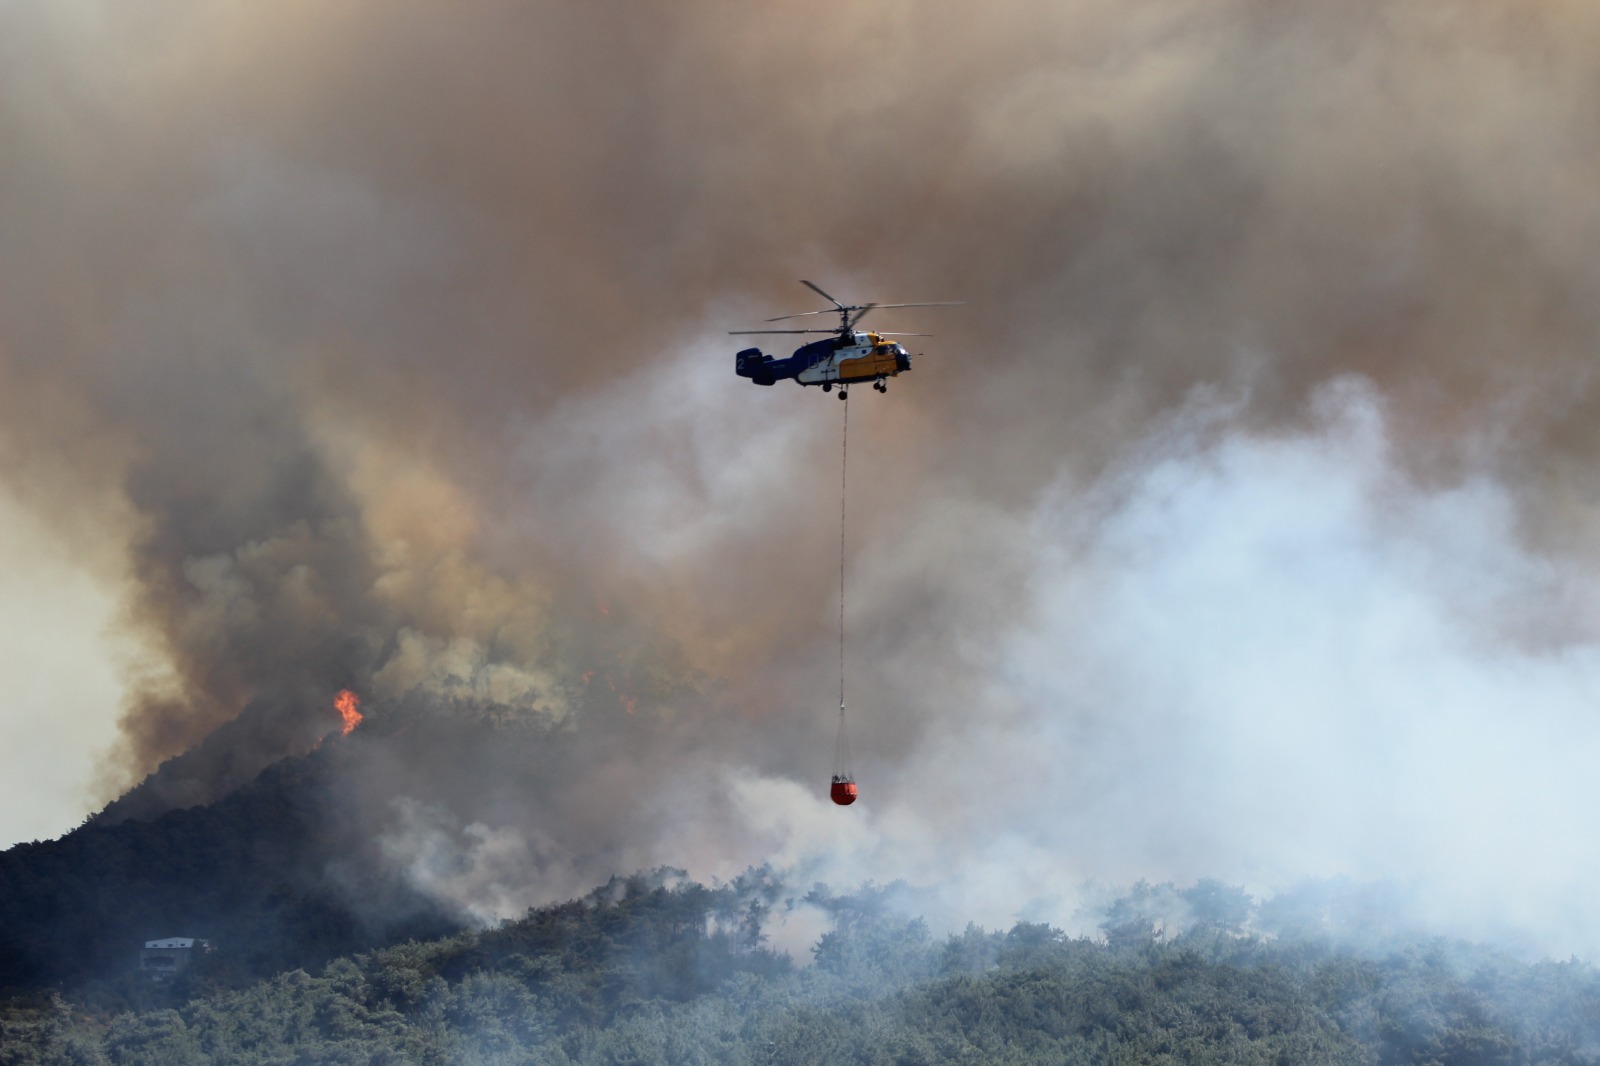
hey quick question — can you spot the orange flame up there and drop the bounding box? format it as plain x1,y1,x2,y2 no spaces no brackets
335,689,362,735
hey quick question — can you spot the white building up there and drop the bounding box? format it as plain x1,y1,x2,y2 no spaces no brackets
139,936,210,980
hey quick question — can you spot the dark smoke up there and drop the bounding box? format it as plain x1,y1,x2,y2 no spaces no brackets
5,1,1600,953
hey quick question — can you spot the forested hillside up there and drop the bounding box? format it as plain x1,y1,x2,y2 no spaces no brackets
6,700,1596,1064
4,871,1599,1065
0,735,461,992
0,691,688,994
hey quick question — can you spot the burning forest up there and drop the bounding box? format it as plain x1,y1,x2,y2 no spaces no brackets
7,0,1600,1060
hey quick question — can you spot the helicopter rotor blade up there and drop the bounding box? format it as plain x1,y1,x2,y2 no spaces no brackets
871,332,932,336
738,287,962,336
765,308,843,322
800,279,845,309
768,299,963,323
845,303,879,330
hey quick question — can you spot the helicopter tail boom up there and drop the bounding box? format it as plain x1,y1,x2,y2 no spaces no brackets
735,347,780,386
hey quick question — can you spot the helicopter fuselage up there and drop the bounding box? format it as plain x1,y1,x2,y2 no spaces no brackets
735,332,911,388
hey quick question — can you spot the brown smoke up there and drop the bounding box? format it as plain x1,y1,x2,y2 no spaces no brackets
5,1,1600,939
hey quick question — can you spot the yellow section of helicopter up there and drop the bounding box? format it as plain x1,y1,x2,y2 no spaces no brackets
836,343,907,382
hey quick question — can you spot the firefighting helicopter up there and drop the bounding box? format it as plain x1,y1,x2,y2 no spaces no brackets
731,280,961,398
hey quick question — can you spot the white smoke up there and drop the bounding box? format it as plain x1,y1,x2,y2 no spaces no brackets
10,0,1600,965
619,378,1600,955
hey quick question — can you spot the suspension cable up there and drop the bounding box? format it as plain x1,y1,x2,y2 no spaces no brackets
840,391,847,712
836,390,850,777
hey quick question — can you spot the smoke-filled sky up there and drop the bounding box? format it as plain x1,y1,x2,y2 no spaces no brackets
6,0,1600,954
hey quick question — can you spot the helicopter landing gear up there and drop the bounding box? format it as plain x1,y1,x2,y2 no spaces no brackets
822,382,833,393
873,378,887,393
838,388,848,401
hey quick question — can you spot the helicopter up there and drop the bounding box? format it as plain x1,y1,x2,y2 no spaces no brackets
731,280,961,398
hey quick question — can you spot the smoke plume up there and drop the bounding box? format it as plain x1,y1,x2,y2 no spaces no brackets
5,0,1600,954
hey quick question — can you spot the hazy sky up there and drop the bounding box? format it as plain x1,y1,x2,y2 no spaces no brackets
0,484,124,843
6,0,1600,954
